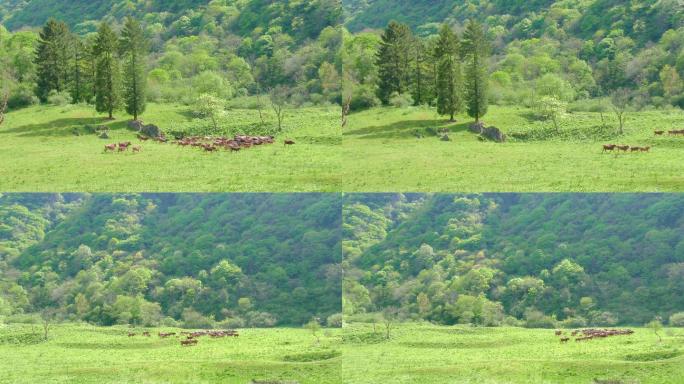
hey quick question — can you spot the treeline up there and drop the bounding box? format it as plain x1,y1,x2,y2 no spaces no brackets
0,194,342,328
31,18,148,119
343,194,684,328
342,0,684,118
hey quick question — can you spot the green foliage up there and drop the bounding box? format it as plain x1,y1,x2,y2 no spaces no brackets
375,21,414,105
461,20,490,122
344,194,684,326
434,24,462,120
0,193,342,327
94,22,121,118
120,16,148,120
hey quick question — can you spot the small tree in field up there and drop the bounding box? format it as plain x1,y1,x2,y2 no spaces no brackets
536,96,567,132
647,317,663,342
269,86,289,132
195,94,225,132
41,309,57,341
382,307,399,340
611,88,631,135
0,91,8,126
305,317,321,344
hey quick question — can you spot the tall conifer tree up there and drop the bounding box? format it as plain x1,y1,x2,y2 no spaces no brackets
94,22,120,119
35,19,72,102
461,20,490,123
120,16,148,121
434,24,462,121
376,21,413,104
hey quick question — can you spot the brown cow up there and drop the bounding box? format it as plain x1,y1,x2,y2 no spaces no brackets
104,144,117,152
654,130,665,136
602,144,617,152
640,146,651,152
555,330,563,336
128,333,136,337
181,339,198,346
284,140,296,146
560,337,570,343
616,145,630,152
132,145,142,153
630,146,641,152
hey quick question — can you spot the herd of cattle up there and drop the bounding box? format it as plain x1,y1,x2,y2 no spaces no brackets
555,328,634,343
654,130,684,136
602,144,651,153
127,329,240,347
104,133,294,154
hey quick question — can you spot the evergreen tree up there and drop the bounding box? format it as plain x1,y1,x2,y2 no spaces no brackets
120,16,148,121
35,19,72,102
461,20,489,123
376,21,413,104
70,39,91,103
411,39,432,105
434,24,462,121
93,22,120,119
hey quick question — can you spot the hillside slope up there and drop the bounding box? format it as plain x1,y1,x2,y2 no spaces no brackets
344,194,684,326
0,194,342,327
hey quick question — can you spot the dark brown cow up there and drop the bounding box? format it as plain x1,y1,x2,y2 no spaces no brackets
180,339,198,346
654,130,665,136
630,146,641,152
128,333,136,337
555,330,563,336
640,146,651,152
284,140,296,146
602,144,617,152
560,337,570,343
616,145,630,152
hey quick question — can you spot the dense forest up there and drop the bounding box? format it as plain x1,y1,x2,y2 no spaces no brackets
0,194,342,328
343,194,684,327
341,0,684,120
0,0,343,132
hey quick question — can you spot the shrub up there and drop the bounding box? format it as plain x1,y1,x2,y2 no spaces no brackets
389,92,414,108
181,309,214,329
217,317,245,329
350,85,379,111
561,316,587,328
523,308,556,328
247,311,277,328
47,90,73,106
7,85,39,109
326,313,343,328
670,312,684,327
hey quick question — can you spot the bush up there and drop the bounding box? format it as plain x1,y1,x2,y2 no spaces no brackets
389,92,414,108
326,313,343,328
246,311,277,328
561,316,587,328
523,308,556,328
670,312,684,327
217,317,245,329
47,90,73,106
7,85,39,109
181,309,215,329
350,85,380,111
503,316,523,327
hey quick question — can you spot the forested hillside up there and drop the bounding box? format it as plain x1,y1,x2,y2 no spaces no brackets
343,194,684,326
0,194,342,327
341,0,684,118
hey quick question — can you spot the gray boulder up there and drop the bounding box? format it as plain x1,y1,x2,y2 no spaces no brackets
141,123,162,138
482,126,506,143
440,134,451,142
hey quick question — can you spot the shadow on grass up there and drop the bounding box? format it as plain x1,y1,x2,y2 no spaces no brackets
1,117,129,138
57,342,165,350
345,119,472,140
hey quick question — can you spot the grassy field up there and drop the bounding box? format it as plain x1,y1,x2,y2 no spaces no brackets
342,322,684,384
342,106,684,192
0,103,340,192
0,323,342,384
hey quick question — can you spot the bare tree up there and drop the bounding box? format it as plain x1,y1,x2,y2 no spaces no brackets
382,307,399,340
0,91,8,127
269,86,289,132
611,88,631,135
41,309,56,341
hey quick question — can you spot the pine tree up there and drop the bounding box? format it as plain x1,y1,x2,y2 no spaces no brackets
35,19,72,102
411,39,432,106
94,22,121,119
461,20,490,123
434,24,462,121
120,16,148,121
376,21,413,104
70,39,91,103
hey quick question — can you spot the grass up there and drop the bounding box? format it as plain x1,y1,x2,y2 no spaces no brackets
0,323,342,384
341,106,684,192
0,103,341,192
342,322,684,384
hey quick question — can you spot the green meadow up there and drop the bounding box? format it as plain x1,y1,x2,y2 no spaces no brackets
0,323,342,384
0,103,341,192
342,322,684,384
341,106,684,192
